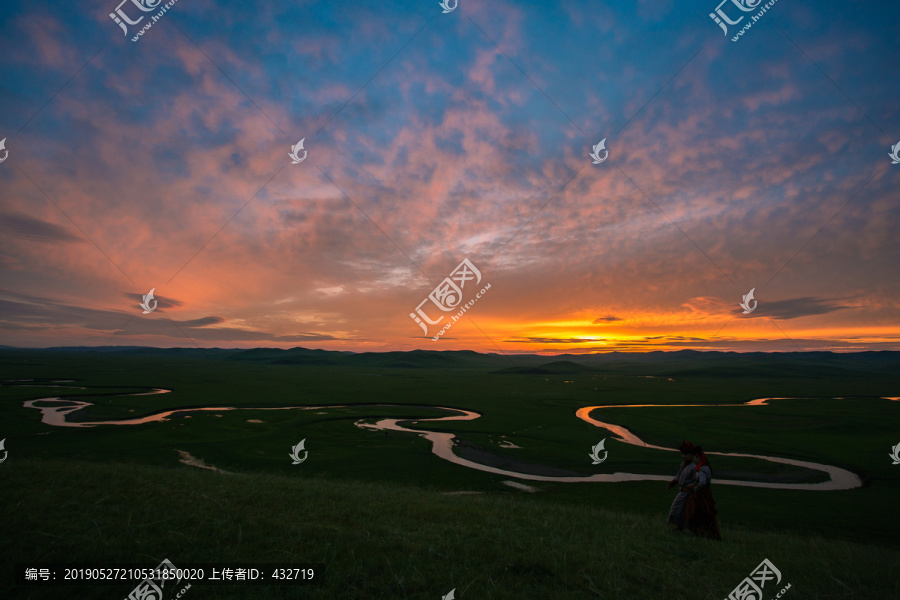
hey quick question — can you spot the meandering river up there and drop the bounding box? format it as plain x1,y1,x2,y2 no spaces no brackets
16,382,891,491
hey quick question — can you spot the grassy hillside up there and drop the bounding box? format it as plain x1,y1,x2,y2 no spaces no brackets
2,348,899,600
2,459,899,600
2,349,899,548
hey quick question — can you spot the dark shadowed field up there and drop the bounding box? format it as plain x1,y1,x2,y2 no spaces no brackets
2,348,899,599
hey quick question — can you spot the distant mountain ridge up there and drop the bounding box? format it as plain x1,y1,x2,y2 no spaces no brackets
2,346,900,378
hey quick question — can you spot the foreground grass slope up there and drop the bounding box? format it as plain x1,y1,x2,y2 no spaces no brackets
4,349,900,546
3,459,898,600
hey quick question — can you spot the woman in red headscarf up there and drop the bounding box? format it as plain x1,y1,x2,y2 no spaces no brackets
684,446,722,540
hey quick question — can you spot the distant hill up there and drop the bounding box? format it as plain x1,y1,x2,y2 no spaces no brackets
493,360,597,375
2,346,900,378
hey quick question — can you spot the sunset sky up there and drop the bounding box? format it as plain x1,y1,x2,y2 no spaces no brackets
1,0,898,353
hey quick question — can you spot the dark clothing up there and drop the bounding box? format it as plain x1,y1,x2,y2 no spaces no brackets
684,465,722,540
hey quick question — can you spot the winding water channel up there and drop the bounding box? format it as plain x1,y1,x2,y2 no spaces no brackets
16,382,892,491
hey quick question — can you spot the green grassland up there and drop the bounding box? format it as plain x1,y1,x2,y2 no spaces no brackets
2,348,900,598
3,458,899,600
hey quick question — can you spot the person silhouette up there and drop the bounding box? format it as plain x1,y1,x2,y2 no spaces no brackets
666,440,697,530
684,446,722,540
